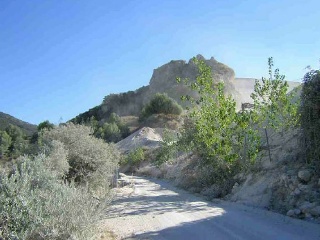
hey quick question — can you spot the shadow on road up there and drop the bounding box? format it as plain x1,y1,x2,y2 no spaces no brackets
105,177,320,240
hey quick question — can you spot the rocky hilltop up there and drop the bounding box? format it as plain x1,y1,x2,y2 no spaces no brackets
73,55,240,123
72,55,300,124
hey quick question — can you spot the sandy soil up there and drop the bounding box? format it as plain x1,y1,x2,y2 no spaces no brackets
101,176,320,240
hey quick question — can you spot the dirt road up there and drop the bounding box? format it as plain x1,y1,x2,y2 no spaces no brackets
101,176,320,240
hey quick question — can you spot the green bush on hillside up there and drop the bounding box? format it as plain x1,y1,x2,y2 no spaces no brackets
139,93,183,121
94,113,130,143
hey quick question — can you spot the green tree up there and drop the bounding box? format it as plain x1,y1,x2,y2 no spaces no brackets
176,57,258,186
300,69,320,173
101,122,122,143
5,124,28,157
0,130,12,158
251,57,299,132
37,120,54,132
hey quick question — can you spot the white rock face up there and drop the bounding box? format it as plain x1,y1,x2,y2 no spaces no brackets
232,78,300,107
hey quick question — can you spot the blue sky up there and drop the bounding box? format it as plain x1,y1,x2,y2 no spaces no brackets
0,0,319,124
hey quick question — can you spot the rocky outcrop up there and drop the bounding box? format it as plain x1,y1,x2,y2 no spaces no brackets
77,55,240,121
148,54,238,107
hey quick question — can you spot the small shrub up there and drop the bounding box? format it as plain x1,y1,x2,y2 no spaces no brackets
0,154,105,240
140,93,183,121
155,129,178,166
123,147,145,165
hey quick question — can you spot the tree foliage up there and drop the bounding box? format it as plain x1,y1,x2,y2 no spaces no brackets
93,113,130,143
251,57,299,132
4,125,29,158
177,57,258,168
0,131,11,158
122,147,145,165
37,120,54,132
300,69,320,173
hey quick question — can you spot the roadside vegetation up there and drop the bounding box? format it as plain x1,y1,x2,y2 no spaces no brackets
300,68,320,175
0,123,120,239
155,57,301,194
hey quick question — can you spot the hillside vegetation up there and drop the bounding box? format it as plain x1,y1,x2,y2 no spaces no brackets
0,112,36,136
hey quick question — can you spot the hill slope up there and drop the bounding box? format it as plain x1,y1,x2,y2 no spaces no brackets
71,55,237,124
0,112,37,136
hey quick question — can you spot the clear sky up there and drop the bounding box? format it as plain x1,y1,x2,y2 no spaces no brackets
0,0,319,124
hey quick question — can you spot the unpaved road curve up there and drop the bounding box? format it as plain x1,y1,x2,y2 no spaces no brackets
101,176,320,240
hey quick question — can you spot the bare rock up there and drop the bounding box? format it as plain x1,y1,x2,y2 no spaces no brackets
300,201,317,213
294,188,301,196
298,170,312,183
294,209,301,215
287,209,295,217
289,184,295,191
309,206,320,216
298,184,311,191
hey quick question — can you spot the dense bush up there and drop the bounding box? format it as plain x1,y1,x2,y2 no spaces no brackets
94,113,130,143
139,93,183,121
300,69,320,174
41,123,120,197
0,124,30,159
0,154,104,240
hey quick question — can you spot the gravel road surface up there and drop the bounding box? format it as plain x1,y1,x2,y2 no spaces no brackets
101,176,320,240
